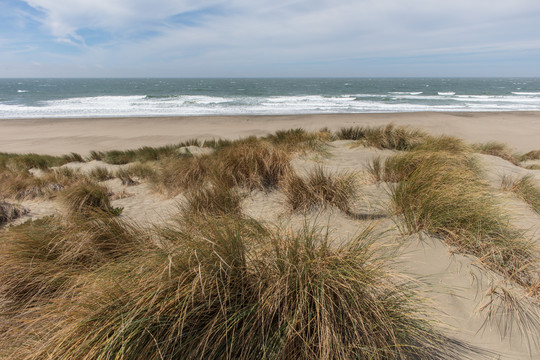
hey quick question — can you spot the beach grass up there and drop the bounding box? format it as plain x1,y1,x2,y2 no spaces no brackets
336,124,427,150
1,125,539,358
520,150,540,162
385,149,538,288
60,180,113,214
473,142,520,165
88,166,114,182
283,166,357,213
501,174,540,213
10,217,476,360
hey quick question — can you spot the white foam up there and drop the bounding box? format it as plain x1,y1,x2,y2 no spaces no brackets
438,92,455,96
17,90,28,93
511,92,540,96
2,93,540,119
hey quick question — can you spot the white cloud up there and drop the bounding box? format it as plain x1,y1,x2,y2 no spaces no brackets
4,0,540,76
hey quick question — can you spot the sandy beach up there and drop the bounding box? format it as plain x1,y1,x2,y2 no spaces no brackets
1,112,539,359
1,111,539,156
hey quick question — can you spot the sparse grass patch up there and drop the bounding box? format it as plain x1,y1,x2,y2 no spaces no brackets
283,166,357,213
520,150,540,162
88,166,113,181
0,169,65,200
265,128,329,154
525,164,540,170
473,142,520,165
115,162,157,186
501,174,540,213
22,219,474,360
336,124,427,150
61,152,84,163
0,153,67,171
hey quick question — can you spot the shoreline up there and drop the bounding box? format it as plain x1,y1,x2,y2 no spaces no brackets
1,111,539,155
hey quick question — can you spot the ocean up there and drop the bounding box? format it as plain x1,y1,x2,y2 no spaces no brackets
1,78,540,119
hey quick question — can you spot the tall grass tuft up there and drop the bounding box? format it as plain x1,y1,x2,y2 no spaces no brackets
0,214,145,310
181,181,243,218
88,166,113,181
336,124,427,150
216,140,291,190
60,181,112,214
387,150,537,287
473,142,520,165
25,219,475,360
0,169,65,200
265,128,329,154
152,155,210,195
283,166,357,213
520,150,540,162
501,174,540,213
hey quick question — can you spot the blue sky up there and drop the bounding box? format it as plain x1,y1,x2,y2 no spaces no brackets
1,0,540,77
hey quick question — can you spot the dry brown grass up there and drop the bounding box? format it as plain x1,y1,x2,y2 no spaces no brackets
60,181,112,214
283,166,357,213
10,218,477,360
386,150,538,289
214,140,291,191
501,174,540,214
520,150,540,162
152,154,211,195
336,124,427,150
473,142,520,165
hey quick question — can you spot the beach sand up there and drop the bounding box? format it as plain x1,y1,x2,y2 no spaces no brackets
1,112,539,359
1,111,539,155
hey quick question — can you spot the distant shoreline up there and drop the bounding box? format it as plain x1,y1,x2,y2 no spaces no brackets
1,111,539,155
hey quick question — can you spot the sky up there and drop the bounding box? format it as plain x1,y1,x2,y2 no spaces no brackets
1,0,540,77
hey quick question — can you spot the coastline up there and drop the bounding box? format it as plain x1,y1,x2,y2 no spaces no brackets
1,111,539,155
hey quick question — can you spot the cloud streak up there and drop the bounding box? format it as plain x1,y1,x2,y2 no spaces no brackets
1,0,539,76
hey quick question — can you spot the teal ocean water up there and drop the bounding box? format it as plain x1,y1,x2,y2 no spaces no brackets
1,78,540,118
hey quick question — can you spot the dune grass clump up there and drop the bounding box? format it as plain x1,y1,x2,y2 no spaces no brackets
521,150,540,162
60,181,113,214
336,124,427,150
368,148,478,184
22,218,474,360
152,155,210,195
0,169,65,200
473,142,520,165
283,166,357,213
265,128,329,154
387,150,537,287
0,213,144,311
61,152,85,163
181,181,243,219
412,135,471,153
0,152,85,172
216,140,291,190
501,174,540,214
88,166,113,181
88,140,209,164
0,201,28,224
